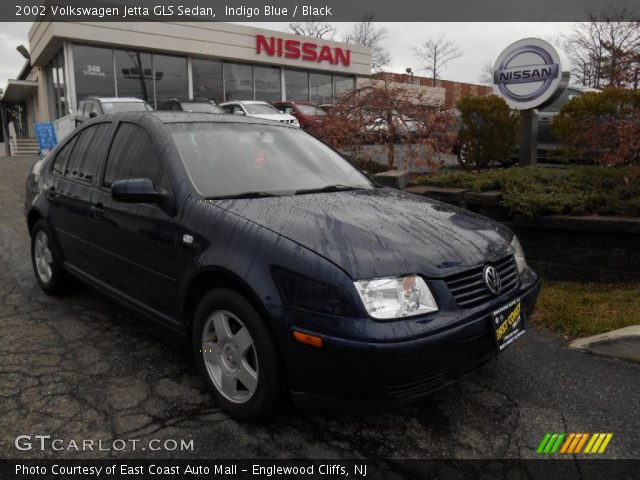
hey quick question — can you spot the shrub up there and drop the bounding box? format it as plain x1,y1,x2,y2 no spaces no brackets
412,166,640,218
552,88,640,166
455,95,519,170
310,78,456,170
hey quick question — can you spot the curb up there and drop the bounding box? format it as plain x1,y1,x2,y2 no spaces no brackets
568,325,640,363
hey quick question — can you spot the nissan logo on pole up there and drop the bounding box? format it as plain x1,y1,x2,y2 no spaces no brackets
492,38,570,110
492,38,571,165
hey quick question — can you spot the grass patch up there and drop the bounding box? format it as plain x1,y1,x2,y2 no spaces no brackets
531,280,640,338
411,166,640,218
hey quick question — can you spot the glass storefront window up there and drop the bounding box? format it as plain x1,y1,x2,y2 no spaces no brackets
46,49,67,119
192,58,223,103
310,73,332,104
254,66,281,102
115,50,153,105
285,69,309,102
153,54,188,104
333,75,355,102
224,63,253,101
73,44,115,104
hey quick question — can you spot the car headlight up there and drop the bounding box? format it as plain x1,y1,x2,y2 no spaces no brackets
511,235,527,273
354,275,438,320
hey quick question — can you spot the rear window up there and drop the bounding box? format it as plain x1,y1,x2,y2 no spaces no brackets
180,102,223,113
102,102,151,113
64,123,111,183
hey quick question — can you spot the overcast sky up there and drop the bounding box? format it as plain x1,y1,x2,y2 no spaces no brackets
0,22,575,91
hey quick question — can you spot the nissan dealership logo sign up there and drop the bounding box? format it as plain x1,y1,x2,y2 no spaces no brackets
493,38,570,110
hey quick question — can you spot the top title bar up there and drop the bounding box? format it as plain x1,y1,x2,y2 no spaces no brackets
5,0,640,22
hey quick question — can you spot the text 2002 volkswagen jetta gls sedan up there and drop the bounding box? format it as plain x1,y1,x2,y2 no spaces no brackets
25,112,540,420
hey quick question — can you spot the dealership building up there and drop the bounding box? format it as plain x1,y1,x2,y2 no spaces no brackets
0,21,372,155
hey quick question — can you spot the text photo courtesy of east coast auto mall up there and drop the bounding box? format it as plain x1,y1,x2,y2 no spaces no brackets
0,0,639,479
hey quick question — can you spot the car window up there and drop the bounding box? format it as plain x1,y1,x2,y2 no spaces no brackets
51,135,78,176
104,122,167,190
297,105,325,116
245,104,281,115
64,123,111,183
102,102,149,113
283,107,294,115
170,123,372,198
180,102,222,113
221,104,236,114
540,89,581,113
78,102,87,117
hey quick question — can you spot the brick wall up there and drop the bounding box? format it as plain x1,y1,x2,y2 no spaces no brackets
378,72,493,109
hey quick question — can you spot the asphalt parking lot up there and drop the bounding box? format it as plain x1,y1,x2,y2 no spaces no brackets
1,156,639,461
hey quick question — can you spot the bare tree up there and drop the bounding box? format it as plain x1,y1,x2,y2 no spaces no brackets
289,22,336,39
478,61,494,85
414,34,463,86
342,14,390,72
564,9,640,88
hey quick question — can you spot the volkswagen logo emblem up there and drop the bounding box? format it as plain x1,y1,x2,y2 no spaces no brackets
483,265,502,295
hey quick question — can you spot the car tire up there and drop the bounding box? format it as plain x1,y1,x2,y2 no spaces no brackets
30,220,69,295
193,289,281,421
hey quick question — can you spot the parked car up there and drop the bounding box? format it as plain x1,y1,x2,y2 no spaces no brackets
75,97,153,125
25,112,539,420
272,101,326,129
157,98,224,114
220,100,300,127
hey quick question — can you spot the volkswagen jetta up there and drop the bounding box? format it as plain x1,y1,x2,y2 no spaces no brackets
25,112,540,420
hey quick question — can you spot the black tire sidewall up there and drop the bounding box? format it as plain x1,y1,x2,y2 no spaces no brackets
30,220,66,295
192,289,280,421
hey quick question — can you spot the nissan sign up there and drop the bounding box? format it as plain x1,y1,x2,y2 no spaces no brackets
493,38,570,110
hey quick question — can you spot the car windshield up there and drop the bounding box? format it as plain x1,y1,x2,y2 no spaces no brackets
244,104,281,115
180,102,223,113
170,123,373,198
297,105,326,116
102,102,151,113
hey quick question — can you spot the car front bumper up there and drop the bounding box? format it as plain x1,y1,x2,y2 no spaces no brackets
269,272,541,409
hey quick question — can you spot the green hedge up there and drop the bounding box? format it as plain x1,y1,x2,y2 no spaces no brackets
412,166,640,217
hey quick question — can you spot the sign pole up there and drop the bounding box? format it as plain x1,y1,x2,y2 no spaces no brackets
519,109,538,166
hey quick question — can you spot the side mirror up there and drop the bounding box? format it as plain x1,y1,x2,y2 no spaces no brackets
89,111,98,118
111,178,163,203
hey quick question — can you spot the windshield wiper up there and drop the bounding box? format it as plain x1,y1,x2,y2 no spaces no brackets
205,191,278,200
294,185,362,195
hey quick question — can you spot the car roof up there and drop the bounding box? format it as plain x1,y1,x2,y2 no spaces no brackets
220,100,269,105
82,97,147,103
86,111,296,127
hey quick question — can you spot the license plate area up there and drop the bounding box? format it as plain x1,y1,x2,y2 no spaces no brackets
492,297,525,351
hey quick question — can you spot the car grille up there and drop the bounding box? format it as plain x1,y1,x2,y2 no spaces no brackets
444,255,519,309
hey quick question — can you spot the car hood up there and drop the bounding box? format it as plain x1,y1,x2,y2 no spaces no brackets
211,188,513,280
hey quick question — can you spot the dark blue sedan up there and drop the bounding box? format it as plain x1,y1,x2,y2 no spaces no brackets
24,112,539,420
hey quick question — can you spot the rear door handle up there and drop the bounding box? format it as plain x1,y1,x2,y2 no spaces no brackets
90,203,105,219
45,185,56,200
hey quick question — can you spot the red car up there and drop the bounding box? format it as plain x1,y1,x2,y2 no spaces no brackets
272,101,326,130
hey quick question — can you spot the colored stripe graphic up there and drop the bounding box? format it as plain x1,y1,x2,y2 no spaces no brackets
537,433,612,454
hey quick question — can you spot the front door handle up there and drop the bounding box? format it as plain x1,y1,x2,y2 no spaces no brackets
90,203,105,219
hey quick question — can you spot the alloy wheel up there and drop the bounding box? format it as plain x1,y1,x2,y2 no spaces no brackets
201,310,259,404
